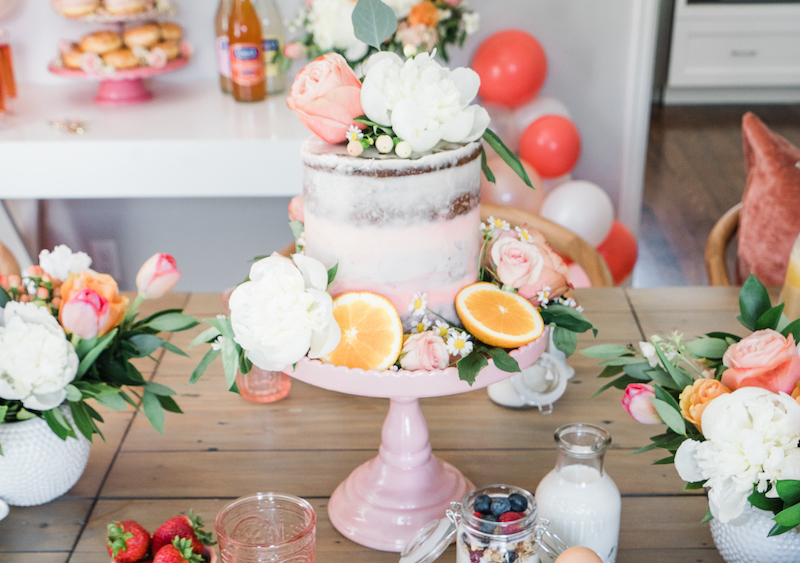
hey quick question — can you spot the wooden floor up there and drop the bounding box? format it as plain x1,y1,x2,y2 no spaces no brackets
632,103,800,288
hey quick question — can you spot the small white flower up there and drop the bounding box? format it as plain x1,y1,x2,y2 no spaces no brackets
403,44,417,58
639,341,660,368
446,330,473,358
536,286,552,306
562,297,578,308
463,12,480,35
38,245,92,282
347,140,364,157
437,9,452,20
576,305,584,313
408,292,428,317
480,221,493,235
306,0,368,61
395,141,413,159
488,216,510,232
211,339,222,352
389,365,399,371
434,320,450,338
345,125,363,142
376,135,394,154
515,226,533,243
413,316,432,334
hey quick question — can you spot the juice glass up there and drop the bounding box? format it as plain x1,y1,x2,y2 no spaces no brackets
215,492,316,563
236,368,291,403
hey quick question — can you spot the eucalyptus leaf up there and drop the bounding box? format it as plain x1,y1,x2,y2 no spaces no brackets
600,356,645,366
580,344,630,358
190,326,222,349
651,398,686,435
161,340,189,357
146,312,199,332
128,334,164,357
69,402,97,442
597,365,624,379
221,336,240,391
685,338,729,359
352,0,397,49
593,374,638,397
64,384,82,402
95,391,127,411
190,348,221,384
43,408,75,440
156,395,183,414
205,316,235,340
654,345,693,389
142,390,165,435
623,362,655,381
144,381,176,397
653,455,675,465
482,129,533,188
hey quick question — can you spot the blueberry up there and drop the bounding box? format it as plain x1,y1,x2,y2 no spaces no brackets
490,497,511,517
473,494,492,513
508,493,528,512
478,513,498,534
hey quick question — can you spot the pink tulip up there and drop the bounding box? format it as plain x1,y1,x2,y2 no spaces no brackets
136,253,181,299
61,288,110,339
288,195,304,223
621,383,662,424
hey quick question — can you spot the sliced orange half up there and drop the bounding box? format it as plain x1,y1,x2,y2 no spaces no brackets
324,292,404,371
455,283,544,348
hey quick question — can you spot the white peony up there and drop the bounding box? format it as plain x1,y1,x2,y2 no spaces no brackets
0,301,78,411
308,0,369,62
674,387,800,523
228,253,341,371
360,51,490,153
38,245,92,282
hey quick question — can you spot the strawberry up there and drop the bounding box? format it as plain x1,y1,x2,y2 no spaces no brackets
152,510,214,555
498,511,525,522
107,520,151,563
153,537,205,563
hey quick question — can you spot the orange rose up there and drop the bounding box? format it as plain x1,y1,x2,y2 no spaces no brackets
679,378,731,432
720,329,800,394
408,1,439,27
59,271,129,337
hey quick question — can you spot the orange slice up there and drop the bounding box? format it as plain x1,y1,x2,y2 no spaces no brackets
324,292,404,370
455,282,544,348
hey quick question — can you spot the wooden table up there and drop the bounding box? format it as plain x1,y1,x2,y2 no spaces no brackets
2,286,769,563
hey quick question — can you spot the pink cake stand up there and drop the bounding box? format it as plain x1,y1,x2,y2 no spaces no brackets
284,334,547,552
48,56,189,106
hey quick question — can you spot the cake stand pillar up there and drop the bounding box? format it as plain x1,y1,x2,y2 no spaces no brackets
328,396,473,552
95,78,153,105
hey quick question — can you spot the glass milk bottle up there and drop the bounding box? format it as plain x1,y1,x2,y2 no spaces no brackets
535,423,621,563
780,232,800,321
253,0,286,94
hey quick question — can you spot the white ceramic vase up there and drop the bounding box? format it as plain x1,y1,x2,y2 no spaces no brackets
710,504,800,563
0,405,90,518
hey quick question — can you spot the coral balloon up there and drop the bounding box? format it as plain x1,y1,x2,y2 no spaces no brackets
471,29,547,109
596,220,638,285
515,96,571,133
520,115,581,178
540,180,614,246
481,156,545,214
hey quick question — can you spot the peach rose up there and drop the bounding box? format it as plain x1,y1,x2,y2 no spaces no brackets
679,378,731,432
59,271,129,337
286,53,365,144
399,332,449,371
408,0,439,27
720,329,800,394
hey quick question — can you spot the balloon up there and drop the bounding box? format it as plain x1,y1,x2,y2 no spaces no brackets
515,96,571,133
540,180,614,246
541,173,572,194
520,115,581,178
471,30,547,109
481,156,545,214
0,0,20,20
568,263,592,289
482,103,521,156
596,220,638,285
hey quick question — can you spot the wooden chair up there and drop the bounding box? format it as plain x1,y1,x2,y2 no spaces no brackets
0,241,20,277
704,202,742,286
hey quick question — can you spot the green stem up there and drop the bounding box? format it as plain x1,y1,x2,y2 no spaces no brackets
123,294,145,325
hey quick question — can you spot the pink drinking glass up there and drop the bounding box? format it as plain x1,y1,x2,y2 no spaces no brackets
215,492,316,563
236,368,291,403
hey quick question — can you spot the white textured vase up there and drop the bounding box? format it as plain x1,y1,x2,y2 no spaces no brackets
710,504,800,563
0,406,90,510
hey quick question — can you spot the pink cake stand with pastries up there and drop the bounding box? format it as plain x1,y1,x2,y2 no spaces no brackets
284,333,548,552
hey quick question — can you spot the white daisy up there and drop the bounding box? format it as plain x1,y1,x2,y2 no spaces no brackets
345,125,363,142
515,226,533,243
408,292,427,317
480,221,493,235
488,216,510,232
446,330,474,358
536,286,552,307
562,297,577,308
434,320,450,338
413,315,432,334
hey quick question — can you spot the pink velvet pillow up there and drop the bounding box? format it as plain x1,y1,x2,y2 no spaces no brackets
737,112,800,286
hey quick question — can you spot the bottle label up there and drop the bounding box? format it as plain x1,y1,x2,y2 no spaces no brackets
216,35,231,78
230,42,264,86
262,37,281,77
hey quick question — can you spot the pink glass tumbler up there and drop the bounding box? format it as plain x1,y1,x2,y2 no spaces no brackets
215,492,316,563
236,368,291,403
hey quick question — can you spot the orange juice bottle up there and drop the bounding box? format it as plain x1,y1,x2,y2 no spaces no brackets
215,0,233,94
0,29,16,103
228,0,265,102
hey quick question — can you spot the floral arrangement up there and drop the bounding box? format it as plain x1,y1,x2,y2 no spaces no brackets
582,276,800,535
287,0,479,66
0,246,198,454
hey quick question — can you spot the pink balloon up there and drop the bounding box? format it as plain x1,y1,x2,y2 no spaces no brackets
481,156,545,214
568,262,592,288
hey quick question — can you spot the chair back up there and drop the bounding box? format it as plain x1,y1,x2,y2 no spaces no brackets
704,202,741,286
0,241,20,277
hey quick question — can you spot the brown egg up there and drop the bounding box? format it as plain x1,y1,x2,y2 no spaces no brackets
554,546,603,563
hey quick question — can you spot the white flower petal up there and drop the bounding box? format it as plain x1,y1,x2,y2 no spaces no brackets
391,99,442,153
360,79,392,126
441,110,474,143
22,390,67,411
292,254,329,291
674,439,705,483
463,105,490,142
309,321,341,359
450,67,480,106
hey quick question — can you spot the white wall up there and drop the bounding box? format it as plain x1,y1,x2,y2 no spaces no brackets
0,0,658,291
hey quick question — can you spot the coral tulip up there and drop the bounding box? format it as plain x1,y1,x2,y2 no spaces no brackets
61,288,110,339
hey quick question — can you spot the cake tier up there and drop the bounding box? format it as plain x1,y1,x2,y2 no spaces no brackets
302,138,483,327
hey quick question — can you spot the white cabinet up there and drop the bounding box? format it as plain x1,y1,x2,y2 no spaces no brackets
665,0,800,103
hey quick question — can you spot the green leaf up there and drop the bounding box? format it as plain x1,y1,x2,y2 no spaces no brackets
653,384,682,411
480,147,495,184
43,408,75,440
552,326,578,356
352,0,397,49
632,442,660,454
144,381,176,397
64,384,82,402
768,522,797,537
141,390,165,435
756,303,785,331
749,490,784,513
685,338,729,359
157,395,183,415
600,356,645,366
145,312,199,333
593,374,638,397
651,398,686,435
190,326,222,349
701,506,713,523
485,347,520,373
327,263,339,289
95,391,128,411
540,304,594,333
781,319,800,342
457,350,489,385
161,340,189,357
0,285,9,307
647,367,680,390
684,482,705,491
127,334,164,357
653,345,693,389
774,503,800,528
190,348,221,384
220,336,240,391
739,274,772,331
597,365,624,379
289,220,304,242
482,129,533,188
623,362,655,381
69,401,98,442
77,329,117,378
776,480,800,506
580,344,630,358
653,455,675,465
204,316,235,340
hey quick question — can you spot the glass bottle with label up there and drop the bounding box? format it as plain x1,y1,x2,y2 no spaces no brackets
252,0,286,94
228,0,266,102
535,423,621,563
214,0,233,94
0,29,16,113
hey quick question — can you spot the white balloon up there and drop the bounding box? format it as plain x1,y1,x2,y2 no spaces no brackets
540,180,614,246
0,0,21,21
482,102,521,155
515,96,572,132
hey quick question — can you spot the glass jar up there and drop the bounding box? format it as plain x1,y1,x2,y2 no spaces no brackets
780,232,800,321
535,424,620,563
400,484,567,563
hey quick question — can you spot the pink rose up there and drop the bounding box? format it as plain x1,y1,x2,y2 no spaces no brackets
284,42,306,60
136,253,181,299
721,329,800,394
288,195,304,223
621,383,662,424
286,53,365,144
400,332,450,371
61,288,110,339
